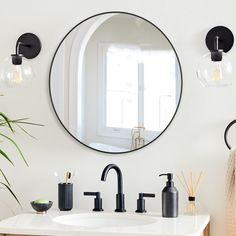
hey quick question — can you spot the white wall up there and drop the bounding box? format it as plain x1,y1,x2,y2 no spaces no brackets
0,1,236,236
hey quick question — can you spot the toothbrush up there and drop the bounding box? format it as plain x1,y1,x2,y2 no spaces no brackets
65,171,72,184
67,172,71,183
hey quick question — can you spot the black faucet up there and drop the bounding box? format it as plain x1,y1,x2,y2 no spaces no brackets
101,164,126,212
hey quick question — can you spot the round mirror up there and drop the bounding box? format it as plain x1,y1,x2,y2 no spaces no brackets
49,12,182,154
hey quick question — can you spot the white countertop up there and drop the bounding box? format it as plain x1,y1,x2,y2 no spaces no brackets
0,210,210,236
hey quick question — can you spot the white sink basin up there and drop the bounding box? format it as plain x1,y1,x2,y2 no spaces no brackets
53,212,157,228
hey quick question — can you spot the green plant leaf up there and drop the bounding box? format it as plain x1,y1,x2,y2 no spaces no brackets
0,169,11,187
0,149,14,166
0,118,43,140
0,133,28,166
0,182,21,207
0,111,43,206
14,121,44,127
0,118,43,127
14,124,37,140
0,113,14,133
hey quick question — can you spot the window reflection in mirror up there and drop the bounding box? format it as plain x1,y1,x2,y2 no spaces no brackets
50,12,182,153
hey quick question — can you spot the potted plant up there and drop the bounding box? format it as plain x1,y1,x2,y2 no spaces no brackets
0,111,42,205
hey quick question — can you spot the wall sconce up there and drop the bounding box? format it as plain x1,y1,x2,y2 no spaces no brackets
197,26,234,87
0,33,41,87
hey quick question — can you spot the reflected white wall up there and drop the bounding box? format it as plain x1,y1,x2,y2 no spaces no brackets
84,14,176,149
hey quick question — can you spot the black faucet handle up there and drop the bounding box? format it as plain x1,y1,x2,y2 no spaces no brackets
84,192,101,198
136,192,155,213
139,193,155,198
84,192,103,211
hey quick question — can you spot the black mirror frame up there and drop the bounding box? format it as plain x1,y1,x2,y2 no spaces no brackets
49,11,183,154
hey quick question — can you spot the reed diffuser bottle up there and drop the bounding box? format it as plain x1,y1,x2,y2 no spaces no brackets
177,171,203,215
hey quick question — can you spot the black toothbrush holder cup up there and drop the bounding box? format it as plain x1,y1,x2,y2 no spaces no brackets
58,183,73,211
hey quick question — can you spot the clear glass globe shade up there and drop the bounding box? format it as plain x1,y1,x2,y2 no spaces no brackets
196,52,233,87
0,57,34,88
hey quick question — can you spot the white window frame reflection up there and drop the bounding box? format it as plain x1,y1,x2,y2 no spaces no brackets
97,43,178,141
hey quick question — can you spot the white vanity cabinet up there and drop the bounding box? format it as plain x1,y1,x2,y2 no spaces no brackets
0,211,210,236
0,226,210,236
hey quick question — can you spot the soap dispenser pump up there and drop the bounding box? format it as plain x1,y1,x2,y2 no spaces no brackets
159,173,178,218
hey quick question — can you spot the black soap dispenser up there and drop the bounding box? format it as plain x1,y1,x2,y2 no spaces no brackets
159,173,178,218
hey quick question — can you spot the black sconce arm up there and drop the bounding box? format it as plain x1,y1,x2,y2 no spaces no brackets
15,42,31,56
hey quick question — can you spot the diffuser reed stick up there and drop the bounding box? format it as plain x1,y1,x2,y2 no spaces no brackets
194,171,203,194
177,171,203,215
181,171,191,195
177,171,203,197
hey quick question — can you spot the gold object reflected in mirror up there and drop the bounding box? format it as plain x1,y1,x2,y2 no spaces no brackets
131,126,145,150
49,12,182,154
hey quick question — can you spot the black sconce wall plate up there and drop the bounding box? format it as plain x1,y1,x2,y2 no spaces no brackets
205,26,234,53
16,33,41,59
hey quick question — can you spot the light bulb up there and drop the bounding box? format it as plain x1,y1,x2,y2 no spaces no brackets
10,65,23,86
197,52,233,87
0,57,34,88
212,62,223,82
